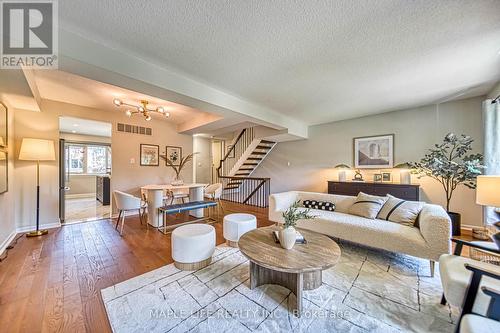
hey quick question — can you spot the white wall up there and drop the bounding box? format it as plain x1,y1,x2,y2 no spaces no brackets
0,99,17,252
253,96,485,227
488,82,500,99
193,136,212,184
14,99,193,230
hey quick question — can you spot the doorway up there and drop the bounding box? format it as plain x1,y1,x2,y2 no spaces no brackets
59,117,112,224
211,139,224,183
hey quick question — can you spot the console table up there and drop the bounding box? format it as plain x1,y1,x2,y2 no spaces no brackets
328,181,420,201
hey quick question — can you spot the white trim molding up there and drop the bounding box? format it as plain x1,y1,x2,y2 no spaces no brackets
16,222,62,233
0,230,17,256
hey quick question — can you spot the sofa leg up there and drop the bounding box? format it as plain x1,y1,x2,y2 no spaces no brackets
429,260,435,278
440,294,447,305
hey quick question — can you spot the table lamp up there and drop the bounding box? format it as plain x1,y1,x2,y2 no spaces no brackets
394,163,412,184
19,138,55,237
334,164,350,182
476,175,500,248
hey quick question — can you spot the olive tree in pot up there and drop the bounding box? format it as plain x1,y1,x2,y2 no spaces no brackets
280,200,316,249
410,133,484,236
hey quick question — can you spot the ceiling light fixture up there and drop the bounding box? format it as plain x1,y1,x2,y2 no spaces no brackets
112,99,170,121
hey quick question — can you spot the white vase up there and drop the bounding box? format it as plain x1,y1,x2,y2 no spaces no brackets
279,226,297,250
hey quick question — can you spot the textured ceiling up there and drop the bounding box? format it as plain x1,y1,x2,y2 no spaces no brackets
60,0,500,125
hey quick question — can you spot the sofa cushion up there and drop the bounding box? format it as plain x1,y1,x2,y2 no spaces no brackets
348,192,388,219
296,209,429,259
377,195,425,227
303,200,335,211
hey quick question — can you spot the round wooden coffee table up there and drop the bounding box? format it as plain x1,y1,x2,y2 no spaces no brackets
238,226,341,316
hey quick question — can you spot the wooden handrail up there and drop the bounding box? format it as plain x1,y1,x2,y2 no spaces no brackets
221,128,246,161
218,175,270,181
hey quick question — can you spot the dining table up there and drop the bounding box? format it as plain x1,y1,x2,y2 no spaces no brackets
140,183,208,227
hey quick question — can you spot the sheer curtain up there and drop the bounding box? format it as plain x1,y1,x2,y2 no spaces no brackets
482,99,500,224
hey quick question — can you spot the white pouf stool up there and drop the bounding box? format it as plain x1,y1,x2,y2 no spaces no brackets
172,224,215,270
223,213,257,247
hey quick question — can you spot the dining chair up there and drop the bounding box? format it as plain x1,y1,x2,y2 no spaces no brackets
113,190,148,236
204,183,224,217
167,189,189,204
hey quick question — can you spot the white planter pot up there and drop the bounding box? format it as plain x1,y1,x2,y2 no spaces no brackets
279,226,297,250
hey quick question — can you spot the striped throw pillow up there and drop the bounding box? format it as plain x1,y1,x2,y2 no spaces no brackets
377,195,425,227
348,192,388,219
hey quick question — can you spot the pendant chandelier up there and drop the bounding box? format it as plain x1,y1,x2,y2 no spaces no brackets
113,99,170,121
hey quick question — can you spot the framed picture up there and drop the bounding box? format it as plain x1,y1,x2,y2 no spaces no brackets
382,172,392,182
227,144,235,158
0,102,7,194
373,174,382,182
353,134,394,169
140,144,159,166
166,146,182,166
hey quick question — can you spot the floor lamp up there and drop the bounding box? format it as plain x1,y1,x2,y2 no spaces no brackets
476,175,500,248
19,138,55,237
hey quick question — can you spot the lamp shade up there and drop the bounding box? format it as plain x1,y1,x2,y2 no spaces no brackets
334,164,351,169
19,138,55,161
476,176,500,207
394,162,411,169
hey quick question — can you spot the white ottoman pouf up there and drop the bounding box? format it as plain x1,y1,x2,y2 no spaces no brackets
172,224,215,270
223,213,257,247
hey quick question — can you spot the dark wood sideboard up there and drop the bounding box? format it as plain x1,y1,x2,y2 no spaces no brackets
96,176,111,206
327,181,420,201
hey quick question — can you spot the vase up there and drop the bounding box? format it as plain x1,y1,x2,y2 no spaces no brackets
448,212,461,236
171,175,184,186
279,226,297,250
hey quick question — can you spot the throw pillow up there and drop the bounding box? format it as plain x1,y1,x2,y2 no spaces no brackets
377,194,425,227
303,200,335,211
348,192,388,219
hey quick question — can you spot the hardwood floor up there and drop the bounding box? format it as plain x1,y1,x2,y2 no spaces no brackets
0,202,272,333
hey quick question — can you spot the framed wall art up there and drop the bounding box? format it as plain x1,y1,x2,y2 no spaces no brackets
166,146,182,166
140,144,160,166
353,134,394,169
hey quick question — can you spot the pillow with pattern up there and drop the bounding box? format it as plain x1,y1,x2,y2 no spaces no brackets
377,194,425,227
303,200,335,211
348,192,388,219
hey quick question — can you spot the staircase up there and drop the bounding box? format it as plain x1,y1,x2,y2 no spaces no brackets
215,128,275,207
224,139,276,190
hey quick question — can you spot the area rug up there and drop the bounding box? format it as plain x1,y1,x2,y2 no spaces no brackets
101,242,457,332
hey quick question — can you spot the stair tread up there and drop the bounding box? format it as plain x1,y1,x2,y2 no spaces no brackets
247,157,262,160
252,152,267,155
243,163,258,165
260,140,275,144
255,145,272,149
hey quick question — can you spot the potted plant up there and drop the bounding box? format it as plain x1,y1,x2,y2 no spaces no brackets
280,200,316,249
410,133,484,235
160,152,197,185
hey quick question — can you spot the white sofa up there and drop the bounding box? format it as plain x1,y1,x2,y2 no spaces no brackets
269,191,452,275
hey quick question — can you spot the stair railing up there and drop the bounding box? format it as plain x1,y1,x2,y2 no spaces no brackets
216,127,254,179
214,127,270,207
219,176,270,207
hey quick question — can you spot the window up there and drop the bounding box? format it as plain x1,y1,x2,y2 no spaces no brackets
67,144,111,175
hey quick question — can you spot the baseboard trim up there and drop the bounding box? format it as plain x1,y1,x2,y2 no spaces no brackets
66,193,95,199
16,222,62,233
0,229,17,256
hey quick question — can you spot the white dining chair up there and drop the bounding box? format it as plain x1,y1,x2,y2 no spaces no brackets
204,183,224,217
113,190,148,236
166,189,189,205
